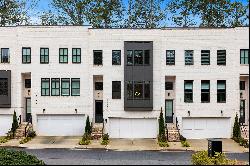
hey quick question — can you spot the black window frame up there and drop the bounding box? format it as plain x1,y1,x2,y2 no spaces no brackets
184,80,193,103
166,50,175,65
72,48,81,63
217,80,226,103
25,79,31,88
61,78,70,96
201,50,210,65
127,50,133,66
41,78,50,96
40,48,49,64
51,78,60,96
134,50,143,66
217,50,226,65
240,81,245,90
112,81,121,99
201,80,210,103
71,78,80,96
0,78,8,96
112,50,121,65
95,82,103,90
165,82,173,90
1,48,10,63
185,50,194,65
93,50,103,65
144,50,150,65
22,47,31,64
59,48,68,63
240,49,249,65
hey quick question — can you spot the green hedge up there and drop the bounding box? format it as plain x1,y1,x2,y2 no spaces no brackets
0,148,45,165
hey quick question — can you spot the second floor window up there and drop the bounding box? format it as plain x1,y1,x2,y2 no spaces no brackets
201,80,210,103
112,50,121,65
61,78,70,96
165,82,173,90
112,81,121,99
22,47,31,64
166,50,175,65
93,50,102,65
201,50,210,65
59,48,68,63
25,79,31,88
184,80,193,102
217,50,226,65
240,49,249,64
0,78,8,96
240,81,245,90
185,50,194,65
51,78,60,96
95,82,103,90
71,78,80,96
126,81,151,100
1,48,10,63
217,80,226,103
41,78,50,96
40,48,49,64
72,48,81,63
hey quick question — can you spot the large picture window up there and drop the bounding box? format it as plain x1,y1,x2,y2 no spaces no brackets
51,78,60,96
1,48,10,63
40,48,49,64
71,78,80,96
61,78,70,96
112,81,121,99
126,81,151,100
0,78,8,96
201,80,210,102
22,47,31,64
217,80,226,103
184,80,193,102
41,78,50,96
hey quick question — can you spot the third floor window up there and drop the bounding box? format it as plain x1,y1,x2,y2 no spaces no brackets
93,50,103,65
72,48,81,63
240,49,249,65
217,50,226,65
185,50,194,65
166,50,175,65
40,48,49,64
22,47,31,64
201,50,210,65
59,48,68,63
1,48,10,63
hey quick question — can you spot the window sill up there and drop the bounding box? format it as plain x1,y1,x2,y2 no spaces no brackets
217,102,226,103
240,64,249,66
93,64,103,66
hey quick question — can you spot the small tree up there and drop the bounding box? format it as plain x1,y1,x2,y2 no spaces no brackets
11,111,19,137
85,116,91,135
158,108,166,142
233,114,241,140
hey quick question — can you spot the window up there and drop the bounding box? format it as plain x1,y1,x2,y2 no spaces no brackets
71,78,80,96
240,49,249,64
185,50,194,65
112,81,121,99
40,48,49,64
51,78,60,96
95,82,103,90
126,81,151,100
166,50,175,65
144,81,150,99
59,48,68,63
0,78,8,96
201,50,210,65
1,48,10,63
134,50,143,65
22,47,31,63
25,79,31,88
144,50,150,65
127,81,133,99
61,78,70,96
72,48,81,63
93,50,102,65
217,50,226,65
165,82,173,90
201,80,210,103
134,81,143,99
127,50,133,65
240,81,245,90
41,78,50,96
184,80,193,102
217,80,226,103
112,50,121,65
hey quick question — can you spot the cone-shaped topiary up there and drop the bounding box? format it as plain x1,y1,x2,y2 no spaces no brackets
233,114,241,141
11,111,19,137
85,116,91,134
158,108,165,138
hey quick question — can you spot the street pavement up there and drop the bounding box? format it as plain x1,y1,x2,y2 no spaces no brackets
4,148,249,165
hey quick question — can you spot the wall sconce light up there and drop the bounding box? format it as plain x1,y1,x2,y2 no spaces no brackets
221,110,223,116
75,109,77,114
43,109,45,113
188,111,190,116
28,90,30,96
105,119,107,123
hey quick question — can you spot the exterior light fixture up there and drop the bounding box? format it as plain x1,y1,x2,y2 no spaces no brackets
188,111,190,116
43,109,45,113
75,109,77,114
221,110,223,116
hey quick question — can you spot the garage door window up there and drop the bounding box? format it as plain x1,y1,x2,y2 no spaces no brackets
201,80,210,103
61,78,70,96
184,80,193,102
217,80,226,103
51,78,60,96
71,78,80,96
41,78,50,96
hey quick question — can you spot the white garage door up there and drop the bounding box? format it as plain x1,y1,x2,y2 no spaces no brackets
37,115,85,136
109,118,157,138
0,115,12,136
182,118,231,139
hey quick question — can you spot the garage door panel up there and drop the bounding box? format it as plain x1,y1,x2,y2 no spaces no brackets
0,115,12,136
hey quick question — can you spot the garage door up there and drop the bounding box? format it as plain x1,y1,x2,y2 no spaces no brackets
182,118,231,139
37,115,85,136
0,115,12,136
109,118,157,138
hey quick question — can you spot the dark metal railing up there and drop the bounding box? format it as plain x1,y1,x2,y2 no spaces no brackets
165,122,168,141
18,115,22,125
176,117,181,140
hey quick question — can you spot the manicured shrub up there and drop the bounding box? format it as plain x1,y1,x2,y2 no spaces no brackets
85,116,92,135
0,137,8,144
19,137,32,144
158,141,169,147
181,140,190,147
0,148,45,165
11,111,19,137
158,109,165,136
158,133,167,142
79,133,91,145
232,114,241,140
101,133,109,145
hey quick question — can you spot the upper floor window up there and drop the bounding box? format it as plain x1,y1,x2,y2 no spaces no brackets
127,50,150,66
22,47,31,64
127,50,133,65
112,50,121,65
185,50,194,65
112,81,121,99
201,50,210,65
201,80,210,103
217,50,226,65
184,80,193,103
95,82,103,90
134,50,143,65
72,48,81,63
166,50,175,65
240,81,245,90
240,49,249,65
71,78,80,96
41,78,50,96
40,48,49,64
0,78,8,96
93,50,102,65
51,78,60,96
25,79,31,88
165,82,173,90
126,81,151,100
217,80,226,103
1,48,10,63
59,48,68,63
61,78,70,96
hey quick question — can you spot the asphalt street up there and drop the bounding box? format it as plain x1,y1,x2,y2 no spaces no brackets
5,148,249,165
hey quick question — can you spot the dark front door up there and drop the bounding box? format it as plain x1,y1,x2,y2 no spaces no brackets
165,100,173,123
26,98,32,123
95,100,103,123
239,100,245,124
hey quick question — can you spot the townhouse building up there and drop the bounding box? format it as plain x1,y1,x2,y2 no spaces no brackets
0,26,249,139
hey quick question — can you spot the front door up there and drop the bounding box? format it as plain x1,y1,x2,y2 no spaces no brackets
239,100,245,124
95,100,103,123
165,100,173,123
26,98,32,123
